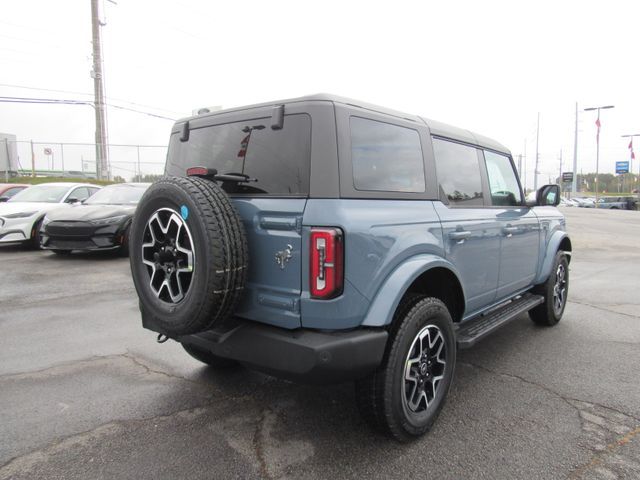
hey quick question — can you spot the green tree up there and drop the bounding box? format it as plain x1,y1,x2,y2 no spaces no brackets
132,174,163,183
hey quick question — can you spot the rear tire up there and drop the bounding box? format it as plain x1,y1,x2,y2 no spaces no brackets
529,251,569,326
355,296,456,441
182,343,238,368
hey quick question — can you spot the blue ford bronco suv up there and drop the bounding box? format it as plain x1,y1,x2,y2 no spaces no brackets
129,94,571,441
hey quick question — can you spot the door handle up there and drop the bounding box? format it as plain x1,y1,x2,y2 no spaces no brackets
449,230,471,243
502,226,519,237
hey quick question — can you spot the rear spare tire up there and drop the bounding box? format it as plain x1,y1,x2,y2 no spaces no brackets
129,176,248,336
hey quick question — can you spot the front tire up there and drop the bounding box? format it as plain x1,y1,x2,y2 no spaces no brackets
30,218,44,249
355,296,456,441
119,225,130,257
529,251,569,326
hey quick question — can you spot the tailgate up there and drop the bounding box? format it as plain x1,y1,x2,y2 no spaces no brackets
231,198,307,329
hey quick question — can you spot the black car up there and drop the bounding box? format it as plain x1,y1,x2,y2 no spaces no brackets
40,183,151,255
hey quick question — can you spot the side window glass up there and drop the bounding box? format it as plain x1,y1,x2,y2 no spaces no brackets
432,138,484,206
70,187,89,201
350,117,425,193
483,150,523,206
5,187,23,198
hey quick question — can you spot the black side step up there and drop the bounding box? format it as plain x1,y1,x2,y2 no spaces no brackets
455,293,544,349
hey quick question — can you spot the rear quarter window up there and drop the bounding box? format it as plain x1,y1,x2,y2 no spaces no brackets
166,114,311,196
350,117,426,193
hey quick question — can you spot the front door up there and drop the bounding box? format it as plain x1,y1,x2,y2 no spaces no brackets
482,150,540,299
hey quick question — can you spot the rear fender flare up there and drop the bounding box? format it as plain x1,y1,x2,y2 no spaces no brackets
361,255,465,327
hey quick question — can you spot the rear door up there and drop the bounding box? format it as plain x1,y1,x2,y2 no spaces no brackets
431,138,502,316
165,106,313,328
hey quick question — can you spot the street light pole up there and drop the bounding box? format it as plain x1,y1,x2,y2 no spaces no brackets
571,102,578,198
584,105,614,208
534,112,540,191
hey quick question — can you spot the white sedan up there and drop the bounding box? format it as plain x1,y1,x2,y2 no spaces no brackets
0,183,101,246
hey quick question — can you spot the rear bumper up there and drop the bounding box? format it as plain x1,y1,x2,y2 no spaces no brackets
176,320,388,384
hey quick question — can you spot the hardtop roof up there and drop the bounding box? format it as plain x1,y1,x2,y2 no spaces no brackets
177,93,510,154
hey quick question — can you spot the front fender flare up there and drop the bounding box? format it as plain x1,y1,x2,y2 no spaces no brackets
534,231,571,285
361,254,465,327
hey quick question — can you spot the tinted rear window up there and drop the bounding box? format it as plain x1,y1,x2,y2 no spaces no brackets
166,114,311,195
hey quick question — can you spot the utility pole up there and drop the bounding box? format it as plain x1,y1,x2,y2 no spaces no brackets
558,149,563,186
91,0,108,180
584,105,614,207
30,140,35,178
136,145,141,181
523,140,527,193
572,102,578,198
534,113,540,191
3,139,9,182
60,143,65,174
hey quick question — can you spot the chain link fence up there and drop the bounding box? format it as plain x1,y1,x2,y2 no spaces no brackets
2,139,167,182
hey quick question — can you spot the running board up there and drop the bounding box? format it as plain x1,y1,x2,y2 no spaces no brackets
455,293,544,349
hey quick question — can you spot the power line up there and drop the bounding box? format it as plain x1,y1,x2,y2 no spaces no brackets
0,19,63,37
0,32,84,51
0,83,95,98
0,83,186,116
0,95,176,120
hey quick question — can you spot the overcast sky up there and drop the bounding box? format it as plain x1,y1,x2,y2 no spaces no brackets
1,0,639,187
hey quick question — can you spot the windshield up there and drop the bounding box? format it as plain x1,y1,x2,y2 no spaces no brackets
84,184,149,205
9,184,69,203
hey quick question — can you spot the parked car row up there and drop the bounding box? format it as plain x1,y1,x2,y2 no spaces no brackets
596,196,637,210
0,183,30,201
560,196,637,210
0,182,150,254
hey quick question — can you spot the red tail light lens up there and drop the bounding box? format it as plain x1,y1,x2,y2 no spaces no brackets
186,166,209,177
310,228,344,299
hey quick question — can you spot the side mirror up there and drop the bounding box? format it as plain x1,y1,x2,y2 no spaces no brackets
66,197,80,204
536,184,560,206
0,196,9,203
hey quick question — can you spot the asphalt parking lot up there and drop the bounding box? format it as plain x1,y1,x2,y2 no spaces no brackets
1,207,639,480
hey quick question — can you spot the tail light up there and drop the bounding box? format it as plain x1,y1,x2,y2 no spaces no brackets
310,228,344,299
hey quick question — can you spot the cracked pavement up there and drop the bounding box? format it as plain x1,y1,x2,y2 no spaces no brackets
1,207,639,479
